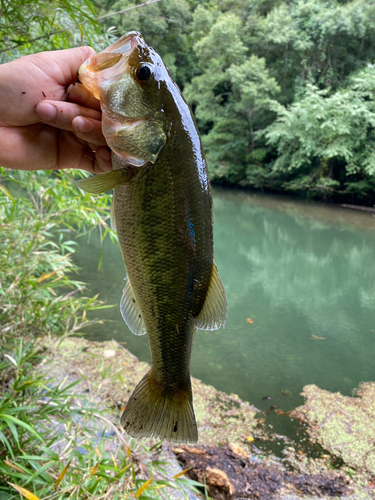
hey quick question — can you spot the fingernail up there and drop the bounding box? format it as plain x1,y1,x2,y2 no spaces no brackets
75,116,94,133
36,102,56,121
99,148,111,161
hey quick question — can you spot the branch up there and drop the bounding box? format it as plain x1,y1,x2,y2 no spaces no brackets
0,0,161,55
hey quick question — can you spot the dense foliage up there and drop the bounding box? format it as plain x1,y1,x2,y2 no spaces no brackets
95,0,375,203
2,0,375,201
0,3,202,497
0,170,201,499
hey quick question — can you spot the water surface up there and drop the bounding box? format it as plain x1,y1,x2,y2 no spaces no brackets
74,188,375,424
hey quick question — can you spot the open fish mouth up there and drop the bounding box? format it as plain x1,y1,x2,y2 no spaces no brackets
78,32,165,166
78,31,145,99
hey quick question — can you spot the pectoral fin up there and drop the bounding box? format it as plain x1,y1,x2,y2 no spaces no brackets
89,52,123,72
110,196,117,233
195,262,227,331
120,278,147,336
74,169,134,194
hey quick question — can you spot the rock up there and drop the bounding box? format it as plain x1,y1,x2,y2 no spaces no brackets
291,383,375,477
102,349,116,358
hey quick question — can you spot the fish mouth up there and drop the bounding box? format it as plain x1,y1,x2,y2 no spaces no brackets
78,31,145,99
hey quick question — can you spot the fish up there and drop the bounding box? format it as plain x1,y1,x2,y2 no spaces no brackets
75,32,227,443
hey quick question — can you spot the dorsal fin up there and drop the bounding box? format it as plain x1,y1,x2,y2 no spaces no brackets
195,262,227,331
120,278,147,336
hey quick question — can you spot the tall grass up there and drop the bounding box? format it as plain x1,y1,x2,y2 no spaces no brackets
0,169,202,499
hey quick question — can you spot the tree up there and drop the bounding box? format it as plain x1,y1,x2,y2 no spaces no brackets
184,10,279,185
0,0,102,63
263,65,375,199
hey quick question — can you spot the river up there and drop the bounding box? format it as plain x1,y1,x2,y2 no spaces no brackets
74,187,375,437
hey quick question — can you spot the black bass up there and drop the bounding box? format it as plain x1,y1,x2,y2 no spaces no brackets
76,32,227,443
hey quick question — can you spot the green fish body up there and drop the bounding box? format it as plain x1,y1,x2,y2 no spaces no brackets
76,32,227,443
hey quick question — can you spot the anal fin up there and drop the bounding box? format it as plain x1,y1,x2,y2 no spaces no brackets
195,262,227,331
110,196,117,233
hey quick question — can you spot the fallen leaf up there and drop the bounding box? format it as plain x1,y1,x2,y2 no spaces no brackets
135,477,153,498
275,409,292,415
56,460,71,487
4,461,24,473
173,467,192,479
310,334,325,340
8,484,41,500
37,270,58,283
90,463,99,476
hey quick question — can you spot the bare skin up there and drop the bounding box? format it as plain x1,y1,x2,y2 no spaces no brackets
0,47,112,174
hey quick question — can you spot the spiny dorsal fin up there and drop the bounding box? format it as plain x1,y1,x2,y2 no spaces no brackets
120,278,146,336
75,169,133,194
195,262,227,331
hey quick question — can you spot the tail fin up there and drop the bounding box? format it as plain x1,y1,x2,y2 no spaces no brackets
121,371,198,443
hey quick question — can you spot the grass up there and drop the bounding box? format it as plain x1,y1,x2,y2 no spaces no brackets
0,169,203,499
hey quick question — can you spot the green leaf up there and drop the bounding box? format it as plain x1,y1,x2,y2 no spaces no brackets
0,415,44,442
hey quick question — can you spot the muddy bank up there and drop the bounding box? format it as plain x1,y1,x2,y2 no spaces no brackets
172,444,351,499
43,337,375,499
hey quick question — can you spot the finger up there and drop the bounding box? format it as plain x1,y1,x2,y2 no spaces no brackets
32,46,96,87
95,147,112,173
68,82,101,111
36,100,101,126
72,116,107,147
76,147,112,174
36,101,106,146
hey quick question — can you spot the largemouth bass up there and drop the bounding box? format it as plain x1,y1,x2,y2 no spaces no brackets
76,32,227,443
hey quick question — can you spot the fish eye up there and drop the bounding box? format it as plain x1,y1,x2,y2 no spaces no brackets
135,64,152,82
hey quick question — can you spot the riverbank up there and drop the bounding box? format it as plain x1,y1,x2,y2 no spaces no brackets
42,336,374,499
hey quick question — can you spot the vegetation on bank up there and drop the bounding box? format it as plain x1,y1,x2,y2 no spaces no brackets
2,0,375,203
96,0,375,203
0,170,202,498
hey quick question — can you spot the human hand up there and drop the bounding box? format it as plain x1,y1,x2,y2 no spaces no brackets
0,47,112,174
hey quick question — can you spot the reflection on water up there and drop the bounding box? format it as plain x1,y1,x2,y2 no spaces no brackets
74,188,375,419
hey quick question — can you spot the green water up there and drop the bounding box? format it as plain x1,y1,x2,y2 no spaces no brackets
74,187,375,424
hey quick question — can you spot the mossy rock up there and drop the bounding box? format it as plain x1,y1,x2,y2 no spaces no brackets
291,383,375,476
